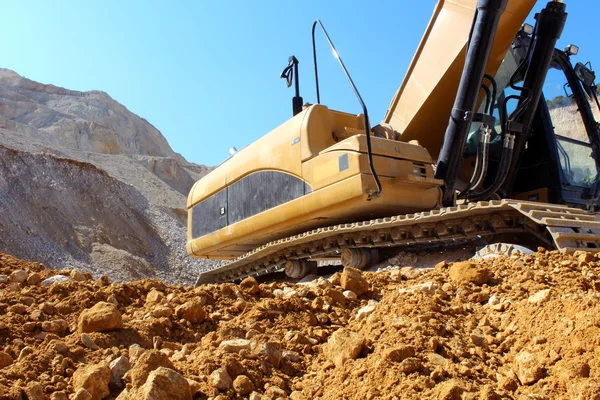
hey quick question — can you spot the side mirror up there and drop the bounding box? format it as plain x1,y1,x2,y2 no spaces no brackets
574,62,596,89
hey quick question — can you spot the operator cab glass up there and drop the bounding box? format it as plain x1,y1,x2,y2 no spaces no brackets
543,64,598,188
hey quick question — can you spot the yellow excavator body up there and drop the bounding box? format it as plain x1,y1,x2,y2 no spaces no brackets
187,0,600,283
187,105,441,259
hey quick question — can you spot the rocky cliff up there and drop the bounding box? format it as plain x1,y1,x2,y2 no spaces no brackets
0,68,213,284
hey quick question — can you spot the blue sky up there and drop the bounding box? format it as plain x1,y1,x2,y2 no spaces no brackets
3,1,598,166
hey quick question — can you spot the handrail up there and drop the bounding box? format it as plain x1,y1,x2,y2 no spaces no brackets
311,20,382,199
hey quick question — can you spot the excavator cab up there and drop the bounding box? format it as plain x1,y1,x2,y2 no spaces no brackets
463,28,600,209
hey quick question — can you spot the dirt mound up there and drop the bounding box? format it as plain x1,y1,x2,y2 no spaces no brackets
0,248,599,399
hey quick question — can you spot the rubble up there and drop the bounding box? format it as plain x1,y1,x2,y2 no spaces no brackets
0,249,599,399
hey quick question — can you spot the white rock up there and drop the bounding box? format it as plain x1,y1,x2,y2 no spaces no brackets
109,356,130,387
487,295,500,306
42,275,71,286
356,301,378,321
343,290,357,300
398,281,438,295
219,339,251,353
528,289,551,304
210,368,232,391
81,333,99,350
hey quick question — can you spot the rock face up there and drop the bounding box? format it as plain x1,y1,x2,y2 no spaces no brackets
0,68,213,284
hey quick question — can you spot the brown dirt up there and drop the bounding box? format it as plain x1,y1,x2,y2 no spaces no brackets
1,248,599,399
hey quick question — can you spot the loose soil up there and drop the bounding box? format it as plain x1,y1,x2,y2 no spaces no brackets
0,248,599,399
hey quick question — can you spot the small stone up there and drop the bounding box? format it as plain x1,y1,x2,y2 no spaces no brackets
41,275,71,286
427,353,450,366
266,386,287,398
487,295,500,306
449,261,491,285
398,357,422,374
50,340,69,355
325,328,365,368
18,346,34,361
0,351,13,368
249,392,263,400
400,266,423,280
135,367,191,400
210,368,233,391
128,344,145,364
81,333,100,350
435,379,465,399
233,375,255,395
470,330,488,348
50,392,69,400
343,290,357,300
8,304,27,314
245,329,260,339
78,302,123,333
263,341,282,367
283,350,301,362
514,350,543,385
356,302,377,321
72,363,111,400
39,302,56,315
290,391,308,400
145,290,164,305
398,281,438,295
70,269,89,281
220,339,251,353
150,306,173,318
71,388,93,400
528,289,551,304
27,273,42,285
384,345,416,362
340,267,370,296
110,356,130,387
25,382,45,400
9,269,27,283
175,300,206,323
328,272,342,286
240,277,260,294
42,319,69,335
129,350,174,388
0,274,7,283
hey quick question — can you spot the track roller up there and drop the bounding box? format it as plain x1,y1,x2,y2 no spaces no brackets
340,248,379,269
284,260,312,279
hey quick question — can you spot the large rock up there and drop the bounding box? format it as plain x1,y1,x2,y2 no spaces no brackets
449,262,491,285
175,300,206,324
514,351,543,385
325,328,365,368
78,302,123,333
134,367,191,400
72,363,111,400
340,267,370,296
129,349,174,388
210,368,233,391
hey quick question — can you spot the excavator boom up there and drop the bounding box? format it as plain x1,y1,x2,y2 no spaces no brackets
383,0,536,159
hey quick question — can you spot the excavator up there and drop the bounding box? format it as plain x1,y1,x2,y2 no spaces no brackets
187,0,600,284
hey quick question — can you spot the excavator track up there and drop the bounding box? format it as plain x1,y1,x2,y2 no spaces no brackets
196,200,600,284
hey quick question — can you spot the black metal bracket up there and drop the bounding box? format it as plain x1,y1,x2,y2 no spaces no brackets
280,56,303,116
